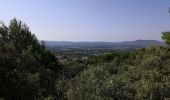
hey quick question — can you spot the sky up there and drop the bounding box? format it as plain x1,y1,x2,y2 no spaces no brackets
0,0,170,42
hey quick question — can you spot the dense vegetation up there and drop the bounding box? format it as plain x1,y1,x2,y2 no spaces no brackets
0,19,61,99
64,47,170,100
0,19,170,100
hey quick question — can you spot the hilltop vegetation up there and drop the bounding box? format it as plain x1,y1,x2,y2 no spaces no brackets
0,19,61,99
65,46,170,100
0,19,170,100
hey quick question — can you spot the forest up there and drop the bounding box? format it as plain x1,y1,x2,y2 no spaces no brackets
0,18,170,100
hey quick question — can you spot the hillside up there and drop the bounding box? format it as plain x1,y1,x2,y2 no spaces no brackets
45,40,165,50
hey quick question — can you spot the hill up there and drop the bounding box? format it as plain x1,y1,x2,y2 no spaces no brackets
45,40,165,50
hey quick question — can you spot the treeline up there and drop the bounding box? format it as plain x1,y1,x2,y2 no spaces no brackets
0,19,170,100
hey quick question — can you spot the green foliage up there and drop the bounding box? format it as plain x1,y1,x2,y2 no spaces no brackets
67,64,136,100
63,61,87,78
162,32,170,46
0,18,61,99
66,46,170,100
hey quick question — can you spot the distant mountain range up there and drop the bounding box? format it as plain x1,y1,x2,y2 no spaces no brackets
44,40,165,50
45,40,164,46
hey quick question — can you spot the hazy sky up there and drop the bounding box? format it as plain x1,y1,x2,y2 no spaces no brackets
0,0,170,42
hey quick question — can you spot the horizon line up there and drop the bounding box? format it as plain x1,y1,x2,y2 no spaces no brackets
39,39,164,43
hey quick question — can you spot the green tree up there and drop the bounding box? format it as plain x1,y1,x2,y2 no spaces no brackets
162,32,170,46
0,18,61,99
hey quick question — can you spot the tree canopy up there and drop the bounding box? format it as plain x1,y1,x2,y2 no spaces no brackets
162,32,170,46
0,18,61,99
